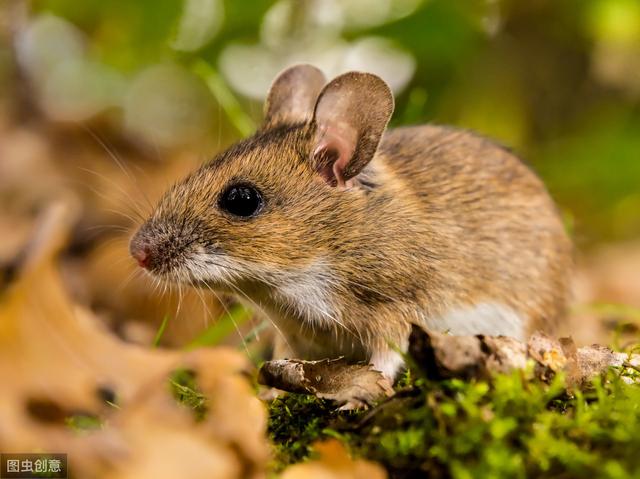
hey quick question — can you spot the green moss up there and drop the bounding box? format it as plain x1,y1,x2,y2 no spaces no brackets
169,368,208,421
268,366,640,478
267,394,345,470
65,413,103,433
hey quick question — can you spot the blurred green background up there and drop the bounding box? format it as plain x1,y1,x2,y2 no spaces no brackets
4,0,640,247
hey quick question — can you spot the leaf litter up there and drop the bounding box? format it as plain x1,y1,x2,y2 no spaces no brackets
0,200,269,479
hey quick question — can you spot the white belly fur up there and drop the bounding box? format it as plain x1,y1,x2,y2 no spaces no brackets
426,302,526,340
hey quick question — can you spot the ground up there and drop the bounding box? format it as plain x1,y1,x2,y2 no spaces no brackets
264,364,640,478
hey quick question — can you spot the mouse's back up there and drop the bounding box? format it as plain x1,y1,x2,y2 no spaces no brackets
374,124,572,336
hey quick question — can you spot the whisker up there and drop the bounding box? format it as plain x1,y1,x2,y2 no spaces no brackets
190,281,214,329
81,125,156,214
118,267,143,294
77,169,147,222
84,224,132,234
184,256,294,353
201,282,252,357
225,281,293,355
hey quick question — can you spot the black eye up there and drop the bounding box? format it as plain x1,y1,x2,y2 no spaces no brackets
219,184,264,218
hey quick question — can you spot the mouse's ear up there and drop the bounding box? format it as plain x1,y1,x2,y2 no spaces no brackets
263,64,327,128
311,72,394,186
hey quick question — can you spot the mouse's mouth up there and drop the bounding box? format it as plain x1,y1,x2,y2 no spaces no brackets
176,249,246,288
129,223,247,291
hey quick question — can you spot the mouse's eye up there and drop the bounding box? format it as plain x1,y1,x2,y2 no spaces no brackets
219,184,264,218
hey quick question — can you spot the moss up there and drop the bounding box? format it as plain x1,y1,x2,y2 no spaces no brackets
65,413,103,433
267,393,347,470
267,365,640,478
169,368,208,421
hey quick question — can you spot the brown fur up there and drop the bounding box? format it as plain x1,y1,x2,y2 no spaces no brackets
130,67,572,379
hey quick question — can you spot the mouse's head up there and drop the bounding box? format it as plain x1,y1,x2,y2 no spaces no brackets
129,65,393,292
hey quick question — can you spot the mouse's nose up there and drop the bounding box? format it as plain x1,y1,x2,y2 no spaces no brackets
130,235,153,269
132,245,151,269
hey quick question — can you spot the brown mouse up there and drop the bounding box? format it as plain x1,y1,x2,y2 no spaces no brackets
130,64,572,380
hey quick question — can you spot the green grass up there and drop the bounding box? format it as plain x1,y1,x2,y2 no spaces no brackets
185,303,253,350
191,59,256,138
152,314,171,347
267,365,640,478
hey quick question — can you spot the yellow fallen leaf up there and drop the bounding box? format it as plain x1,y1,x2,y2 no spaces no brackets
281,440,387,479
0,201,268,478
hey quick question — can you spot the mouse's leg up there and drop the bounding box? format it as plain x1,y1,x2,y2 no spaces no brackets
369,346,405,382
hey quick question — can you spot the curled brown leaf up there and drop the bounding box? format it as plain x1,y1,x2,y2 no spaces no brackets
258,358,394,409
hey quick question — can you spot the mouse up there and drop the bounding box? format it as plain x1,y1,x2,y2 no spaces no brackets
129,64,572,381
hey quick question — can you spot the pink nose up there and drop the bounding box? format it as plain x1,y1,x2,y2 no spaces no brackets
131,244,151,269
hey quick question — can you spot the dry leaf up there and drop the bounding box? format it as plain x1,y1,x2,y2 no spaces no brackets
409,325,639,387
281,440,387,479
408,330,485,380
0,201,269,478
258,358,394,409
